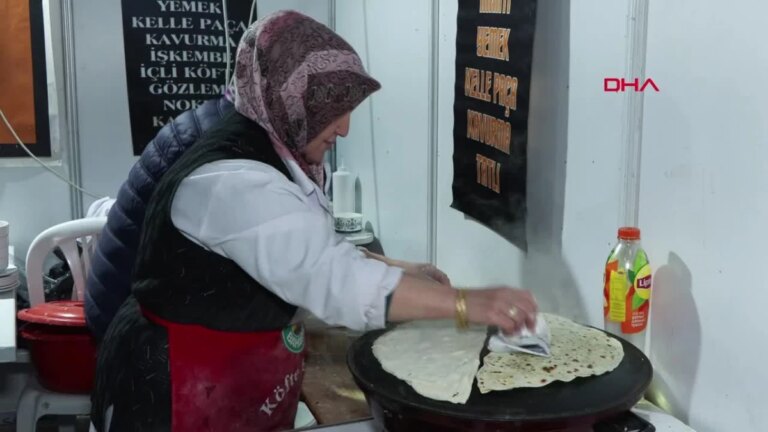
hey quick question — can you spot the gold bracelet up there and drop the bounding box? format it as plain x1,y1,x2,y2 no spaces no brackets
455,289,468,330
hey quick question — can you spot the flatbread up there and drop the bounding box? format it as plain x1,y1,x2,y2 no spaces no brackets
372,320,487,404
476,314,624,393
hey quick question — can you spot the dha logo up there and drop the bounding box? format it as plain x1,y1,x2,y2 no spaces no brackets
604,78,660,92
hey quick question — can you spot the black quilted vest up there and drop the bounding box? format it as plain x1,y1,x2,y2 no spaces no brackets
131,111,298,329
91,111,298,431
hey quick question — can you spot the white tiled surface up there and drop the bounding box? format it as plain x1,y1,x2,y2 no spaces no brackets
0,245,16,363
308,419,376,432
0,289,15,363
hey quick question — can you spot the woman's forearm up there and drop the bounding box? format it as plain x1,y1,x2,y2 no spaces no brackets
359,248,404,268
386,273,456,322
385,274,539,334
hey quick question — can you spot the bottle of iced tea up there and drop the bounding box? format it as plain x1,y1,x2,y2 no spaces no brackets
603,227,652,352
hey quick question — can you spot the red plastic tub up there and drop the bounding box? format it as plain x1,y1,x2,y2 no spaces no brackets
18,301,97,393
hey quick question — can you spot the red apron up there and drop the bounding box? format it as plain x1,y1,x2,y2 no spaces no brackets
143,308,306,432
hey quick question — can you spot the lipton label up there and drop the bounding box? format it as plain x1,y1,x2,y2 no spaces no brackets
623,251,651,334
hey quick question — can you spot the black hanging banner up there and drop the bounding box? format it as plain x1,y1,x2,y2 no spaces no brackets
452,0,537,249
121,0,252,155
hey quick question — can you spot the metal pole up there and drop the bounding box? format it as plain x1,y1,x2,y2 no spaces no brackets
620,0,649,228
427,0,439,264
61,0,84,219
329,0,338,175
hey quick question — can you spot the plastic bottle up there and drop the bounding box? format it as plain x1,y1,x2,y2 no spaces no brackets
331,160,355,215
603,227,652,352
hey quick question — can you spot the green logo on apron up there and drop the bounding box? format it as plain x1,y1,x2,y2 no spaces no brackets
282,324,305,354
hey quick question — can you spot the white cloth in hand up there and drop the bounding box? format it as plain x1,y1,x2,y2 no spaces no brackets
487,313,551,357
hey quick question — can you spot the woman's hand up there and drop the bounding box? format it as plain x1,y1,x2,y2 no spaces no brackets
401,263,451,285
464,287,537,335
359,248,450,285
386,275,538,335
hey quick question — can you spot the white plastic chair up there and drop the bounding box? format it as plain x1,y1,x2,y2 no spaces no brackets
16,217,107,432
25,217,106,306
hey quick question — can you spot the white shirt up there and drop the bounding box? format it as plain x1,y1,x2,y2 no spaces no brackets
86,197,115,218
170,157,403,331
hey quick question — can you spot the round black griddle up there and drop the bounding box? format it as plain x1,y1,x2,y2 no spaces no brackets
347,327,653,432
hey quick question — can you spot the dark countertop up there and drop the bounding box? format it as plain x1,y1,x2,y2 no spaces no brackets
299,234,384,426
302,321,371,426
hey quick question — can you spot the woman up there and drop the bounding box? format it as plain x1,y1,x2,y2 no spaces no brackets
91,11,537,432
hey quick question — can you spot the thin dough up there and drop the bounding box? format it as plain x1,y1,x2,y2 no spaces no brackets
477,314,624,393
373,320,487,404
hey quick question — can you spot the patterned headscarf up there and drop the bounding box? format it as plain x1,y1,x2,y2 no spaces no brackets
231,10,381,185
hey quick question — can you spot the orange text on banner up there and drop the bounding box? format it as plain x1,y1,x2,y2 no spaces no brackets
464,67,492,102
464,68,519,117
467,109,511,154
476,154,501,193
476,27,510,61
493,72,518,117
479,0,512,14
